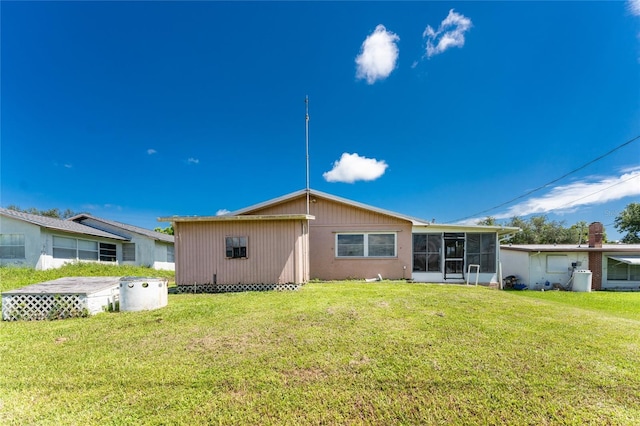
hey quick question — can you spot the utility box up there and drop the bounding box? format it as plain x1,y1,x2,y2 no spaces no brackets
572,270,592,292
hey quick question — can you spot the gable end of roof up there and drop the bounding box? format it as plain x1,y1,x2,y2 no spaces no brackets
69,214,174,243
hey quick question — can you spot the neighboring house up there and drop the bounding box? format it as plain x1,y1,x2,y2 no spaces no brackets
160,189,519,291
68,214,175,271
501,222,640,291
0,208,174,271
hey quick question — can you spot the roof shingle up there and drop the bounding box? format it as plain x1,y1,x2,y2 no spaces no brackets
0,208,129,240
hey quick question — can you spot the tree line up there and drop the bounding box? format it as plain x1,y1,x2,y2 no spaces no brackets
478,202,640,244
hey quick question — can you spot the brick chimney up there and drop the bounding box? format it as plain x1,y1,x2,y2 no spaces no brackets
588,222,603,248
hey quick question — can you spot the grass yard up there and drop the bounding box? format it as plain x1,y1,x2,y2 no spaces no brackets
0,263,176,293
1,266,639,425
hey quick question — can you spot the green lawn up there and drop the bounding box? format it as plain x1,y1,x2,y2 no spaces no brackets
510,288,640,322
0,263,175,293
1,267,639,425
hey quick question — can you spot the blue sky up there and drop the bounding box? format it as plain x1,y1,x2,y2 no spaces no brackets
2,1,639,240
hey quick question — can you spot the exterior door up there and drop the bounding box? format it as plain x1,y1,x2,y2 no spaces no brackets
444,233,465,280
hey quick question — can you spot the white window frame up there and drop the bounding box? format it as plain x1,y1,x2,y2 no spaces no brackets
335,232,397,258
52,236,78,259
52,236,100,261
122,243,136,262
77,239,99,260
0,234,26,259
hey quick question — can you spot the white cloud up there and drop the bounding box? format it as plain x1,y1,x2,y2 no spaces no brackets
423,9,472,58
461,167,640,224
82,203,123,211
64,164,73,169
187,157,199,165
355,24,400,84
629,0,640,16
147,149,157,155
216,209,231,216
323,152,388,183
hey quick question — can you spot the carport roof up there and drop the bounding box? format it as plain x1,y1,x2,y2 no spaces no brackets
608,256,640,265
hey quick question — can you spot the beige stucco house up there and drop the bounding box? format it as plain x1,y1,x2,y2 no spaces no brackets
161,189,519,291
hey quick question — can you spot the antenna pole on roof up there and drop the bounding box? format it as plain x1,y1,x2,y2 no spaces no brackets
305,95,310,215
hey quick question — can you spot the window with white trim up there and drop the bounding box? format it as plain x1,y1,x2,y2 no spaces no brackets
167,245,175,262
226,237,247,259
336,233,396,258
53,236,77,259
122,243,136,262
78,240,98,260
0,234,26,259
53,236,101,260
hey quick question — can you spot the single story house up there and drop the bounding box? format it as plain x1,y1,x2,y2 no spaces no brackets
501,222,640,291
68,214,175,271
160,189,519,291
0,208,174,270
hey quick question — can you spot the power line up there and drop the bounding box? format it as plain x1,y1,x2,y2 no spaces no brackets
450,134,640,223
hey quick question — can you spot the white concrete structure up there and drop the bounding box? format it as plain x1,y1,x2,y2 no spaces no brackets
118,277,168,311
2,277,120,320
501,243,640,291
502,223,640,291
